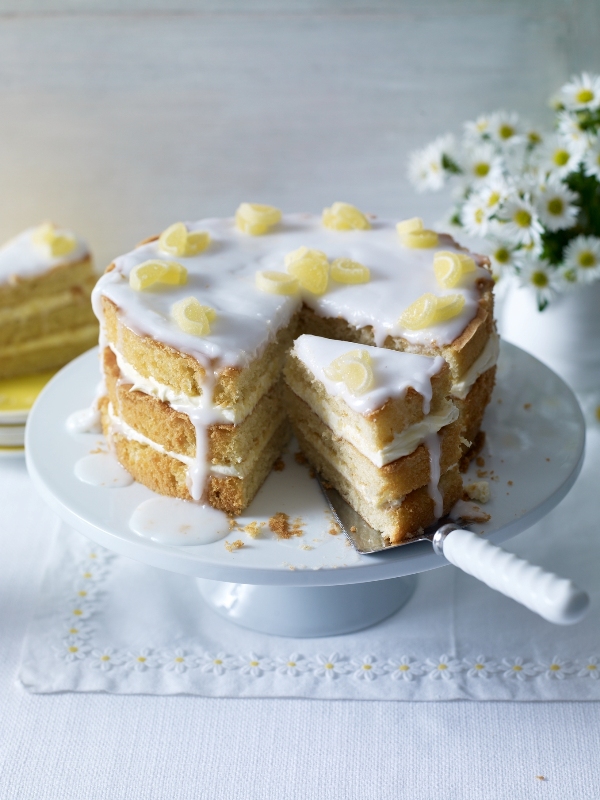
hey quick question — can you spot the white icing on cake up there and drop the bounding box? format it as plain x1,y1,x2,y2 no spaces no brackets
0,227,89,285
451,332,500,399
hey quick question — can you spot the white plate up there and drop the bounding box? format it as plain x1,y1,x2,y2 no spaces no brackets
26,343,585,586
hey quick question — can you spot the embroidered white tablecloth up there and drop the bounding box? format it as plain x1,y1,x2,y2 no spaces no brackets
18,423,600,700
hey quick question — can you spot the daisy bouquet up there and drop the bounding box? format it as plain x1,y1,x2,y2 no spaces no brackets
408,72,600,310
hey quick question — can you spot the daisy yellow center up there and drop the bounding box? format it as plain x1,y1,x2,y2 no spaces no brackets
325,663,334,670
429,161,441,172
399,664,410,671
137,656,147,663
528,131,542,144
287,661,296,668
474,162,490,177
487,191,501,207
547,198,564,215
512,665,523,671
553,150,569,167
89,553,97,559
175,657,184,663
250,661,259,667
494,247,511,264
563,268,577,283
531,271,549,288
362,664,372,670
69,627,79,635
72,609,83,616
68,646,78,653
474,208,485,224
214,659,223,665
550,664,561,671
588,664,597,670
514,209,532,228
83,572,92,579
77,590,87,597
499,124,515,140
438,663,448,670
576,88,594,104
101,655,110,662
578,251,597,268
475,663,485,670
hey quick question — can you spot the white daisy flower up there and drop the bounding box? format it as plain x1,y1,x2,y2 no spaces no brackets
197,651,236,676
540,134,582,178
461,193,493,237
583,140,600,180
236,652,274,677
501,657,540,680
540,656,576,680
526,127,544,148
487,241,518,277
384,656,424,682
577,657,600,679
563,235,600,283
425,654,463,680
460,144,502,185
488,110,522,146
63,622,94,641
160,648,195,674
560,72,600,111
555,263,580,291
274,653,308,677
463,655,498,679
91,647,123,672
349,655,382,681
464,114,493,141
498,197,543,246
408,134,455,192
519,259,560,307
63,604,93,624
124,648,161,672
54,640,90,663
536,180,578,231
480,178,511,213
310,653,350,679
556,112,592,157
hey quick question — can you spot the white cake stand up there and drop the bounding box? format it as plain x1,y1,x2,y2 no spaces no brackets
26,342,585,637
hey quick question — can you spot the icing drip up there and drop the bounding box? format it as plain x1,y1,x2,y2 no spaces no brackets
129,497,230,546
425,431,444,519
74,452,134,487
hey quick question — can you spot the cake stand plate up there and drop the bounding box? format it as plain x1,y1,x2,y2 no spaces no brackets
26,342,585,637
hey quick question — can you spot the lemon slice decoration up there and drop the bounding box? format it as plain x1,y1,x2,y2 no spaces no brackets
322,202,371,231
235,203,282,235
399,293,465,330
400,229,439,249
434,250,476,289
171,297,216,336
330,258,370,284
32,222,77,258
159,222,210,257
396,217,424,236
129,260,188,291
324,349,374,396
285,247,329,295
255,270,299,295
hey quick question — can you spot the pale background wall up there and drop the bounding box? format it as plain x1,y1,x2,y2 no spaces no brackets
0,1,598,269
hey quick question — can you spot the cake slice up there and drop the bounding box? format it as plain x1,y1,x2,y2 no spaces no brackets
284,334,464,545
0,223,98,378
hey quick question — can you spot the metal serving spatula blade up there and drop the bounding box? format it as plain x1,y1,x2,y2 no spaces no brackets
318,480,589,626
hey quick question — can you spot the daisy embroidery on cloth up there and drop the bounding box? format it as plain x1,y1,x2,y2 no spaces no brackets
425,655,463,680
578,658,600,679
383,656,425,682
501,657,541,681
463,655,499,679
274,654,308,677
349,655,383,681
310,654,350,680
540,657,576,680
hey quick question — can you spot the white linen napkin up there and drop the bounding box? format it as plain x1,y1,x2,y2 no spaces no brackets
18,428,600,701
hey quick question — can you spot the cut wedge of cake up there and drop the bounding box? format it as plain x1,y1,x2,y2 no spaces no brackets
0,223,98,378
285,335,463,545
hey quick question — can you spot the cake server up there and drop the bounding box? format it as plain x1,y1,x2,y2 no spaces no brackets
318,481,589,625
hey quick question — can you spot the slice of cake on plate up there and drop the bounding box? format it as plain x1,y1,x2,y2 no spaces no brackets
284,335,463,545
0,223,97,379
91,204,496,530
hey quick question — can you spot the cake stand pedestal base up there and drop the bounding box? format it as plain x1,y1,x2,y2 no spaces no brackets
196,575,419,637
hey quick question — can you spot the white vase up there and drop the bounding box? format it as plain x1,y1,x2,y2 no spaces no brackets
500,279,600,394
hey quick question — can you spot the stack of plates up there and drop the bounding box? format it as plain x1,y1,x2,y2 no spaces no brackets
0,370,57,458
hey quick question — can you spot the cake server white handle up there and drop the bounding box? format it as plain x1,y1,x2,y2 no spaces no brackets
434,525,589,625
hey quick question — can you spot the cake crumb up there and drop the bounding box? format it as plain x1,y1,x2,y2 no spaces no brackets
228,517,239,531
328,521,341,536
524,403,531,410
294,451,307,465
477,469,488,478
322,480,333,490
309,467,316,479
272,458,285,472
546,457,551,462
476,456,485,467
244,521,265,539
459,431,486,472
300,544,313,551
463,481,490,504
535,776,546,781
90,446,107,455
508,480,513,486
350,526,357,533
224,539,244,552
269,512,303,539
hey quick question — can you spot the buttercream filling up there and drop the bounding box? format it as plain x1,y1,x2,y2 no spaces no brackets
451,332,500,400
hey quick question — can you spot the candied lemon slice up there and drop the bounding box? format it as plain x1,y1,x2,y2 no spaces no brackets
330,258,370,284
171,296,215,336
235,203,282,235
457,252,476,272
255,270,299,295
322,202,371,231
433,251,464,288
401,229,439,249
399,293,439,329
434,293,465,322
129,260,168,291
31,222,76,257
285,246,329,295
324,349,371,381
159,222,211,257
341,360,374,395
161,261,188,285
396,217,424,236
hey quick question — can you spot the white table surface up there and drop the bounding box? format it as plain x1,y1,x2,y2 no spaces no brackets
1,3,600,797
